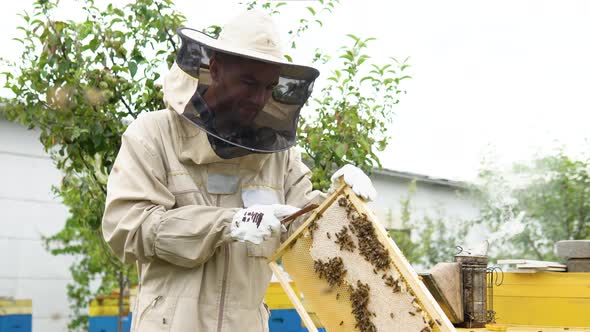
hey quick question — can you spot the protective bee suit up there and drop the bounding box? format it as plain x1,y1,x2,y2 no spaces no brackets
102,10,324,332
102,10,376,332
102,107,322,331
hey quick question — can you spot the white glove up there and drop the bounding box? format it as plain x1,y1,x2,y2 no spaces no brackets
230,204,300,244
330,164,377,201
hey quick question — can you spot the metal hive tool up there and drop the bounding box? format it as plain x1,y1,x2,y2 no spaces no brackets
268,183,456,332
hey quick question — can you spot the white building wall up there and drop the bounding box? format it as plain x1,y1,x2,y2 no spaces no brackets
0,117,72,332
368,170,480,233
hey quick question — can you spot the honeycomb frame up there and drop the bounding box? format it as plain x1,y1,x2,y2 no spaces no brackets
268,183,456,332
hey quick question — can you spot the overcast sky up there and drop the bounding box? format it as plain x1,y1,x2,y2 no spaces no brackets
2,0,589,182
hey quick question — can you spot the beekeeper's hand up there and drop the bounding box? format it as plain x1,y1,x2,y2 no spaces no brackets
329,164,377,201
231,204,300,244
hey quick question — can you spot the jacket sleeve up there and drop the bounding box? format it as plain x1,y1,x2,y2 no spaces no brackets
283,149,326,237
101,122,239,268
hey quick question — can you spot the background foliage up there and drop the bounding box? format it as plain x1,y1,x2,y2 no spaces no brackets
300,38,410,190
473,150,590,261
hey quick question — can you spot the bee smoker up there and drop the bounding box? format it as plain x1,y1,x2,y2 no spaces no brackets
454,254,488,328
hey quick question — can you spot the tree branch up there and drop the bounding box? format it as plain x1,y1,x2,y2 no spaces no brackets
119,96,137,119
156,3,177,52
523,232,544,260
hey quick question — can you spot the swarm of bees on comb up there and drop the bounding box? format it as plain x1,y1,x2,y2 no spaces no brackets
307,194,438,332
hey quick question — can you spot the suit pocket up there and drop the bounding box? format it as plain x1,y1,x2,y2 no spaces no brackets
134,293,176,332
172,190,205,207
167,170,206,207
246,237,280,259
243,240,277,318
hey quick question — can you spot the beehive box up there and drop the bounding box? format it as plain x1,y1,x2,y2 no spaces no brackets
492,272,590,327
269,183,455,332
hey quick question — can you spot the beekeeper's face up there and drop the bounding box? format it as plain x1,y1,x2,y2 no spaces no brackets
208,52,281,126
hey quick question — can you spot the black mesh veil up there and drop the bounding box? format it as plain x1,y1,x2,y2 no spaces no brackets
175,27,319,159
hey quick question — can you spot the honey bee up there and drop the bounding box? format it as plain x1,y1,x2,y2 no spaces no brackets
338,197,348,207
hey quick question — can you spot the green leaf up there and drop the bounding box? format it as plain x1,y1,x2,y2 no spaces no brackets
346,34,359,42
306,6,316,15
339,54,353,63
283,54,293,62
334,143,347,158
132,54,145,63
128,61,138,78
89,38,100,51
360,76,375,83
113,8,124,17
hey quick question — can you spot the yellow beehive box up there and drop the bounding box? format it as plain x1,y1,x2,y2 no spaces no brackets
89,292,131,317
264,280,325,327
265,281,299,310
0,299,32,315
492,272,590,327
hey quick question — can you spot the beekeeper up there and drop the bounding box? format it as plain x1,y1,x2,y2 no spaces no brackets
102,10,377,332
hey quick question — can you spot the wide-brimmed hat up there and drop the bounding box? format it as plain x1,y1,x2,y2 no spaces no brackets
177,10,319,81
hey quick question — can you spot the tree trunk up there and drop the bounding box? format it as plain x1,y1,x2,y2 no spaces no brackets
118,270,125,332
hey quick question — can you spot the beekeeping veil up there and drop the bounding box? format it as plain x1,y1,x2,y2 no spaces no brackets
164,10,320,159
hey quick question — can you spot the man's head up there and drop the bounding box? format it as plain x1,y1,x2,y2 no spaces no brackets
170,10,319,158
205,52,280,128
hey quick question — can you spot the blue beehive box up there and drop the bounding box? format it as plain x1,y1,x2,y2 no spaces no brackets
88,313,132,332
0,315,32,332
0,299,32,332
